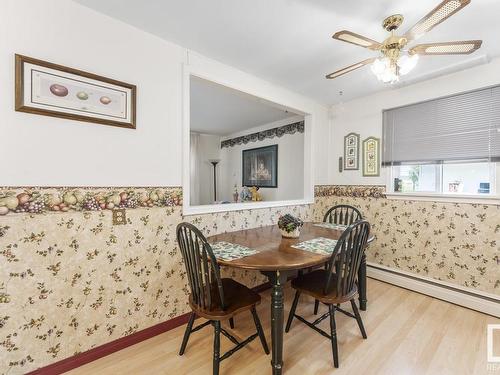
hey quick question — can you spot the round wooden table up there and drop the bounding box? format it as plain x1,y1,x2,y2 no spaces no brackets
208,222,373,375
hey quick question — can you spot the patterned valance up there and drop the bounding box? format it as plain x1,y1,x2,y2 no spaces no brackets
221,120,304,148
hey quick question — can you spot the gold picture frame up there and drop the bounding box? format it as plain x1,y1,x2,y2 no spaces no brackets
362,136,380,177
15,54,136,129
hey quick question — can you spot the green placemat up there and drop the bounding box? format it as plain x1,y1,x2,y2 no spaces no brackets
292,237,338,255
210,241,257,261
314,223,348,231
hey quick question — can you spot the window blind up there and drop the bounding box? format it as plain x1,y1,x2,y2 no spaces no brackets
383,85,500,166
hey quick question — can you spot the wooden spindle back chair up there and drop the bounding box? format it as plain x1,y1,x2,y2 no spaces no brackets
324,220,370,298
177,222,225,311
286,220,370,368
311,204,363,315
176,223,269,375
323,204,362,225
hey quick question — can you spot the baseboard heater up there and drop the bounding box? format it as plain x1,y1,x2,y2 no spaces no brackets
366,262,500,318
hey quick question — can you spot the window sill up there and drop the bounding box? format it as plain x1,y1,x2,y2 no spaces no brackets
183,198,314,216
385,192,500,205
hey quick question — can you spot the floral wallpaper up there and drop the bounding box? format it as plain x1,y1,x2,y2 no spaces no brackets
0,187,311,374
1,184,498,374
314,186,500,296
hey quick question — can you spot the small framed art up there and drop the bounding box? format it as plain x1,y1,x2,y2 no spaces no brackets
362,136,380,177
15,54,136,129
242,145,278,188
344,132,360,170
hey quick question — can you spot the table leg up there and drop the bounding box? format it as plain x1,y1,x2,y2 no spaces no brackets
358,253,367,311
262,270,289,375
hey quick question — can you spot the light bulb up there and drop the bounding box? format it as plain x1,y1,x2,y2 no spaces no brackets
371,57,401,83
398,54,419,75
371,58,387,75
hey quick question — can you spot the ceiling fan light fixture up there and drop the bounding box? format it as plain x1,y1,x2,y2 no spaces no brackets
326,1,481,83
381,70,399,84
398,54,419,75
371,57,399,84
370,57,388,75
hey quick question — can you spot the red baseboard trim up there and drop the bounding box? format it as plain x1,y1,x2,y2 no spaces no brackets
26,312,192,375
27,282,272,375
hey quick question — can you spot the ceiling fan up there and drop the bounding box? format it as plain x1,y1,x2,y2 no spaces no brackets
326,0,482,83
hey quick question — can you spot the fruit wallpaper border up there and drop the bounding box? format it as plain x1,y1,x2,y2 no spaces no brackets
0,185,386,216
0,187,182,216
315,184,386,198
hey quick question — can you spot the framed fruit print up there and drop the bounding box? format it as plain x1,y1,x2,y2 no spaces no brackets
344,132,360,170
362,136,380,177
15,54,136,129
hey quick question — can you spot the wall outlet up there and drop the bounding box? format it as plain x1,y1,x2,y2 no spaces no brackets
112,209,127,225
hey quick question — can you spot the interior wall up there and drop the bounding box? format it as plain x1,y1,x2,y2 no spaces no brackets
190,132,221,205
0,1,328,372
323,59,500,315
219,116,305,202
330,56,500,187
1,0,185,187
0,0,330,187
5,1,499,373
0,187,311,374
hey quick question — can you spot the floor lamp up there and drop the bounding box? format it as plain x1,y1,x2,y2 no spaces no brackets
209,159,220,202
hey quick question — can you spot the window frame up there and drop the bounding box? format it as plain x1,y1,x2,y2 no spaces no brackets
386,161,500,204
182,63,315,216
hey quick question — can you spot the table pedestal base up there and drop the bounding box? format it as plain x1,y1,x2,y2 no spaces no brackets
359,254,367,311
262,270,291,375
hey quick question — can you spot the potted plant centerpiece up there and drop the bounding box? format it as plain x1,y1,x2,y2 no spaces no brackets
278,214,303,238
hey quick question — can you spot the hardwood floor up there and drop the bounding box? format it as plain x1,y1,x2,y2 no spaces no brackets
67,279,499,375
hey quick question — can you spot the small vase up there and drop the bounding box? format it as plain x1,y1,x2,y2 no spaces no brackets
280,227,300,238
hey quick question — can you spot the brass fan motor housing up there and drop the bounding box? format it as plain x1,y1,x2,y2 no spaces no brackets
380,14,408,61
383,14,404,31
381,34,408,61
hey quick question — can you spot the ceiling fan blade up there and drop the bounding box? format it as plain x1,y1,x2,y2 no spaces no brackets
332,30,381,50
326,58,376,79
409,40,482,55
403,0,471,42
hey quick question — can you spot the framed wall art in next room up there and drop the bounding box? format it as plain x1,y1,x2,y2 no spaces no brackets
15,54,136,129
344,132,360,170
242,144,278,188
362,136,380,177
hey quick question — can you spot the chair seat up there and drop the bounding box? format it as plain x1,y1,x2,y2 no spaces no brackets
291,269,357,304
189,278,261,320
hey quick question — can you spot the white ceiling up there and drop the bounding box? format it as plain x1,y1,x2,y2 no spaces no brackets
75,0,500,105
190,76,296,136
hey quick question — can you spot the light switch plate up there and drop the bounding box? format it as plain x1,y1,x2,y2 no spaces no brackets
112,209,126,225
